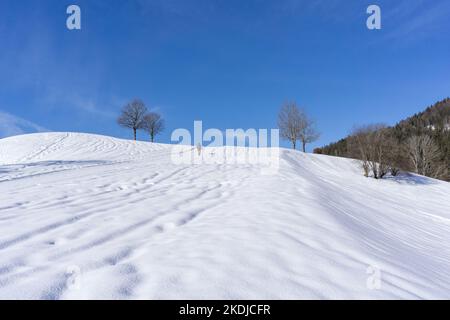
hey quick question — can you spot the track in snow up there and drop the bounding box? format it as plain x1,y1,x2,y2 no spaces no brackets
0,132,449,299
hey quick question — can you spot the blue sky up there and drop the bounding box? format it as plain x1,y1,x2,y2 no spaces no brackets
0,0,449,150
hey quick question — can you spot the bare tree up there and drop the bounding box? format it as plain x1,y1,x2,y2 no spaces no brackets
298,111,320,152
385,138,409,177
348,126,373,177
278,102,319,151
369,127,392,179
278,102,302,149
142,112,165,142
406,135,447,179
117,99,147,141
348,124,394,179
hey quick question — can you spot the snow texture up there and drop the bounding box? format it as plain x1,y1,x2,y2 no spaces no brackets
0,132,449,299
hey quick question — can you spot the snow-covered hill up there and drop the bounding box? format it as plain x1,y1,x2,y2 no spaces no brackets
0,132,449,299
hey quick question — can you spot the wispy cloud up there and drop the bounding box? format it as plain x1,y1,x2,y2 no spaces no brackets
38,89,118,119
382,0,450,43
0,6,118,120
0,111,49,138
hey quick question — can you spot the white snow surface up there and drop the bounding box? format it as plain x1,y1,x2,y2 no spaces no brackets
0,132,449,299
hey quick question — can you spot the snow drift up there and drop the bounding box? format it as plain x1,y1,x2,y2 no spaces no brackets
0,132,449,299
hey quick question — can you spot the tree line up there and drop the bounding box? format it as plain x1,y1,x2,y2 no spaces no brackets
117,99,165,142
118,99,321,151
116,97,449,182
315,98,450,181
